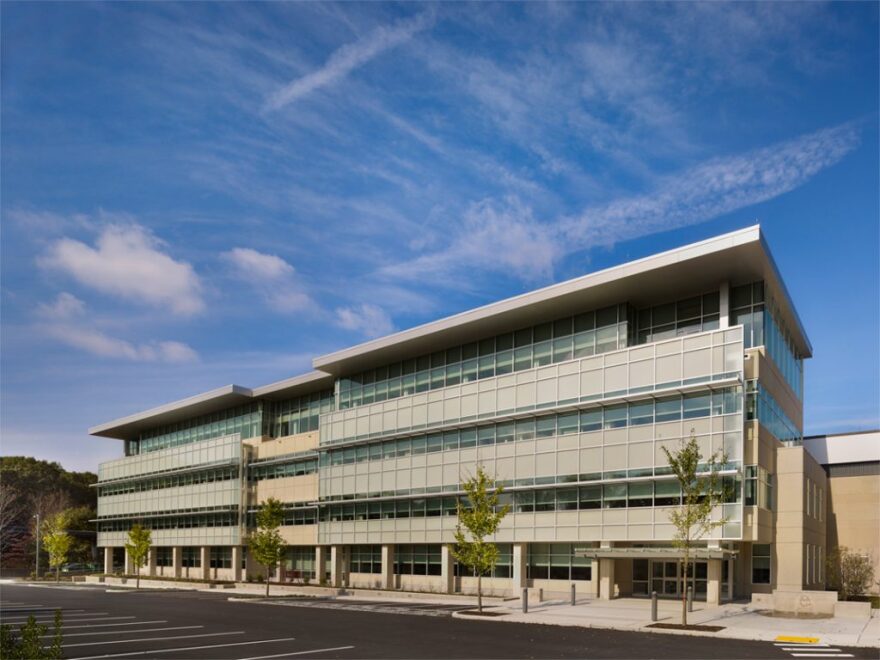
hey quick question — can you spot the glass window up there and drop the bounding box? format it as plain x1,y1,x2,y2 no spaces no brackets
580,409,602,432
459,429,477,448
557,413,579,435
629,401,653,426
536,415,556,438
533,341,552,367
683,392,711,419
752,544,771,584
578,485,601,509
595,326,618,354
654,480,680,506
628,482,653,507
655,396,681,423
604,404,627,429
515,419,536,442
603,484,627,508
514,347,532,371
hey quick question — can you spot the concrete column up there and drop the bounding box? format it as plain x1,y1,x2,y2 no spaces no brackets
707,559,722,606
726,558,734,600
441,545,455,594
589,559,601,598
330,545,343,587
599,559,616,600
719,281,730,329
381,544,395,590
316,546,328,585
512,542,527,590
103,547,113,574
172,547,182,578
231,546,243,583
200,546,210,581
147,548,157,577
124,547,134,575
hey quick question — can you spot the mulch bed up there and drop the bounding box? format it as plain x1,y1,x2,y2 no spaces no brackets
647,623,725,632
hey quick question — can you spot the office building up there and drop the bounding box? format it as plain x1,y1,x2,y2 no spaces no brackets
91,226,872,602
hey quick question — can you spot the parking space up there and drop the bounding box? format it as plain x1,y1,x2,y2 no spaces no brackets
2,582,876,659
0,585,354,659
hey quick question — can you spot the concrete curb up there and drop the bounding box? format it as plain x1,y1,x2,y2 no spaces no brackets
450,610,880,648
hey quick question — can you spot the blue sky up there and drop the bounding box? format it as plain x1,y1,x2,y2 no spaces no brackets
2,2,877,472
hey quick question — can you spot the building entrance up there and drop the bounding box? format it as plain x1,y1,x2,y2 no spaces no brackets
632,559,708,598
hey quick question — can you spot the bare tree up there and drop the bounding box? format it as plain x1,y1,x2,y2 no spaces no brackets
0,485,28,559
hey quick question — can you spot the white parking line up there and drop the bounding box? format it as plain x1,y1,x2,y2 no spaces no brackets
64,630,244,648
58,620,168,630
69,637,298,659
239,645,356,660
48,625,203,638
4,615,126,624
781,649,841,652
789,655,853,658
776,644,831,648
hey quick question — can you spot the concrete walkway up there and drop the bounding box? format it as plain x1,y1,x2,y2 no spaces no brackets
453,596,880,648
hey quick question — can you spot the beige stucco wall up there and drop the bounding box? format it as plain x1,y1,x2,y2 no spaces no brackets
250,431,319,458
826,472,880,593
775,446,826,591
254,473,318,505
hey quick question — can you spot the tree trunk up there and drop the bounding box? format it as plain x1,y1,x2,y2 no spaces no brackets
681,555,688,627
477,574,482,613
266,571,270,597
56,566,60,583
136,568,140,590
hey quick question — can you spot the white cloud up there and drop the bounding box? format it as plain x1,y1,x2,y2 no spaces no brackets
384,123,860,286
562,122,862,246
264,11,434,110
335,303,395,339
44,324,198,363
380,196,561,286
223,247,316,314
36,292,86,320
39,224,204,315
223,247,295,280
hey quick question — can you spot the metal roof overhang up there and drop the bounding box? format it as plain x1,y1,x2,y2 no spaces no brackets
313,226,811,377
89,371,334,441
573,547,739,560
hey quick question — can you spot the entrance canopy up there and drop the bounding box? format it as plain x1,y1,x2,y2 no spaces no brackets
573,546,738,560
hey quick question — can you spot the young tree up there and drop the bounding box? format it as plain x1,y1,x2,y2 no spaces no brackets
41,513,73,583
248,498,285,597
125,524,152,589
0,610,63,659
451,466,510,613
827,546,875,601
661,432,728,626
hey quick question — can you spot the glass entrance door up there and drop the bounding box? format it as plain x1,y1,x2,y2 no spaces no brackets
646,560,708,598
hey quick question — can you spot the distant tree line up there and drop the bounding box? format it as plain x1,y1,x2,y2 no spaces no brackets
0,456,97,575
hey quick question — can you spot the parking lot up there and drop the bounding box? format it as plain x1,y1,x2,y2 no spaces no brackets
1,582,875,659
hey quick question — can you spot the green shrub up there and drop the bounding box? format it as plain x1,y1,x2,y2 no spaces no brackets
0,610,63,659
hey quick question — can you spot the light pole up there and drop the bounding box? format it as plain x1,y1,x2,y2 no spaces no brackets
33,513,40,579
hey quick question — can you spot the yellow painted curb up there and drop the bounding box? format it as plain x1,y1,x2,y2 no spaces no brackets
775,635,820,644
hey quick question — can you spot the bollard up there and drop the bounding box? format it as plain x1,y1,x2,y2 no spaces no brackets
570,583,576,606
687,586,693,613
651,591,658,622
522,587,528,614
538,588,543,603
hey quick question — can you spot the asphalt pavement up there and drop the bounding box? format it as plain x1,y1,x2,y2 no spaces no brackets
0,582,874,659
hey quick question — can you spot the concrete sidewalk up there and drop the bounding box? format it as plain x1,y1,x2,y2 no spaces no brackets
454,596,880,648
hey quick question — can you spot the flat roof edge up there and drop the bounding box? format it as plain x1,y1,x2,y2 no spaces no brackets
312,226,763,370
88,384,253,438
